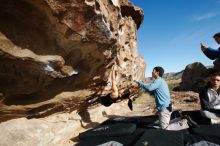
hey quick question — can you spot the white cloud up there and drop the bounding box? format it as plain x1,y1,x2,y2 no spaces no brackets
192,12,218,21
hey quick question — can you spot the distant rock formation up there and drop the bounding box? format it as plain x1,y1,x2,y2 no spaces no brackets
0,0,145,122
163,70,183,80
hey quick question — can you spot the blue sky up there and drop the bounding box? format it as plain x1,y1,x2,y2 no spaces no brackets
129,0,220,77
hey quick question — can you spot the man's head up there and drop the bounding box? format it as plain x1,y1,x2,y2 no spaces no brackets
210,73,220,90
213,32,220,44
152,66,164,78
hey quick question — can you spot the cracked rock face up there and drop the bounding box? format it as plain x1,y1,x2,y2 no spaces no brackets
0,0,145,122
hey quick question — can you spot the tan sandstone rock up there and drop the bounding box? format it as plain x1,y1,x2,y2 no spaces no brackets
0,0,145,121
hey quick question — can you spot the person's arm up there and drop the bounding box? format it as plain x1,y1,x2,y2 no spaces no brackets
203,47,220,60
110,64,119,99
136,79,161,92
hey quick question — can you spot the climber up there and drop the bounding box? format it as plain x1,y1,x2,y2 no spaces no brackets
109,63,119,99
99,62,133,109
87,62,132,108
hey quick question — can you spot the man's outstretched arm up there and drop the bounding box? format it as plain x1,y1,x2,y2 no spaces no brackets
136,79,160,92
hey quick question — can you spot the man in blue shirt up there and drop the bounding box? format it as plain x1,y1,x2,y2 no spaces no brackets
136,66,172,129
201,32,220,66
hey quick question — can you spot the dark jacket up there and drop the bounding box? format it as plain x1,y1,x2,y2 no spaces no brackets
203,47,220,60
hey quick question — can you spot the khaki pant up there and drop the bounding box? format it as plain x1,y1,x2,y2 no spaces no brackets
158,109,171,129
157,110,190,130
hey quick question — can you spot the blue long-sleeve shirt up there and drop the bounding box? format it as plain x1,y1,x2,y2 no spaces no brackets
203,47,220,60
137,77,171,111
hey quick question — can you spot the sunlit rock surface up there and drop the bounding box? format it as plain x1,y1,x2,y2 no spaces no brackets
0,0,145,122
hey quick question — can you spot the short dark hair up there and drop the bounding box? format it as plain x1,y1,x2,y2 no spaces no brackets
210,72,220,77
213,32,220,38
154,66,164,77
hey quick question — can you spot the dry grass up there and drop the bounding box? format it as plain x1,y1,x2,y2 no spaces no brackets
133,91,154,104
167,79,181,91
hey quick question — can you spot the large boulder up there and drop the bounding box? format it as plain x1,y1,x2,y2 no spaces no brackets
0,0,145,122
179,62,208,91
212,58,220,73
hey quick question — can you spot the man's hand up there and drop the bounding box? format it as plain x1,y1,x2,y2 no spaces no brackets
132,80,139,86
200,43,208,51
